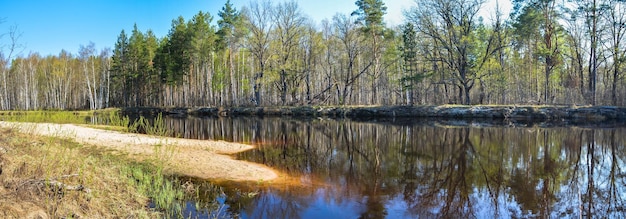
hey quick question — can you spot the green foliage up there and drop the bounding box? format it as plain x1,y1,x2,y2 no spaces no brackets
512,6,542,47
111,30,129,79
157,16,192,85
5,0,626,108
352,0,387,34
0,111,90,124
217,0,244,50
121,163,184,217
106,110,131,128
188,11,216,60
110,25,161,107
135,113,171,137
400,22,431,91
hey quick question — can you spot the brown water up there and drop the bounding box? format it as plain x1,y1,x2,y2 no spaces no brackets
160,116,626,218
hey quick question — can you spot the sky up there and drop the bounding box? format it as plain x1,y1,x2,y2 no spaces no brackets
0,0,510,57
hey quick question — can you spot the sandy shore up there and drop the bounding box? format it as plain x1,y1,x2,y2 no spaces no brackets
0,121,278,182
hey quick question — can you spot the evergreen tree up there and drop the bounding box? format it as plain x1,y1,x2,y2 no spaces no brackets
512,0,562,104
400,22,429,105
352,0,387,104
217,1,244,105
352,0,387,35
158,16,192,85
110,29,129,106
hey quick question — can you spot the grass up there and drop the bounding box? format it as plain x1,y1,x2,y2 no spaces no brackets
0,128,155,218
121,162,185,218
0,109,172,137
0,110,93,124
0,110,224,218
0,127,222,218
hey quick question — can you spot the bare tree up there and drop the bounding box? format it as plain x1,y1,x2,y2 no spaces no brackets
99,48,111,108
0,21,23,110
79,42,98,110
243,1,273,106
605,0,626,105
272,1,306,105
577,0,603,104
409,0,492,104
333,14,372,105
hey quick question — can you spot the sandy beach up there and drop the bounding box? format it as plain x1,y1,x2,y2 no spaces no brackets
0,121,278,182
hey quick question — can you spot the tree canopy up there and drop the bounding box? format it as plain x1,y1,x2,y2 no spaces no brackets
1,0,626,110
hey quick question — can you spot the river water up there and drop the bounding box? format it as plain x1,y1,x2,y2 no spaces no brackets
158,116,626,218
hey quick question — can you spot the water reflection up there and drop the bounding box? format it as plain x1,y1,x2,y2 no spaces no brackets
163,117,626,218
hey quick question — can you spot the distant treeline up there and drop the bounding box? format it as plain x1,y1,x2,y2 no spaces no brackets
1,0,625,110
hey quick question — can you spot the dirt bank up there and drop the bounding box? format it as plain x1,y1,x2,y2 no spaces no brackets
0,121,278,182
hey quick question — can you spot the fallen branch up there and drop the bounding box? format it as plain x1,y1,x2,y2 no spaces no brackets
18,174,91,194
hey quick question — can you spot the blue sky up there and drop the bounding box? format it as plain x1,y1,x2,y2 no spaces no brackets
0,0,508,57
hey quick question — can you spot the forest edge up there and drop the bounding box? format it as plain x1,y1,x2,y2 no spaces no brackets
122,105,626,122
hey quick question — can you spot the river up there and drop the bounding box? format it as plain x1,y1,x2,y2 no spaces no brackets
157,116,626,218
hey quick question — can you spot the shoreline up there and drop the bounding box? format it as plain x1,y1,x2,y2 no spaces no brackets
0,121,279,182
121,105,626,122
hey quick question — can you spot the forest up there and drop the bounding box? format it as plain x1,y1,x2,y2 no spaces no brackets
0,0,625,110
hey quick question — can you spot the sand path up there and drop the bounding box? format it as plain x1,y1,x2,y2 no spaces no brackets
0,121,278,182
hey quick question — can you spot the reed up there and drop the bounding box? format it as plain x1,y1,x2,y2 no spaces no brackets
106,110,130,127
143,113,170,137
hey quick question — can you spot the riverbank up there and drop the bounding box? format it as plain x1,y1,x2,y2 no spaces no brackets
0,121,278,182
123,105,626,122
0,127,155,218
0,118,279,217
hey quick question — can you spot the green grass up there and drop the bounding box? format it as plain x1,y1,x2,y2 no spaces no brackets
0,128,155,218
0,110,93,124
121,162,185,218
0,110,199,218
0,109,173,137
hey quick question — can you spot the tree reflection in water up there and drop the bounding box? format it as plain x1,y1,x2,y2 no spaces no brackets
162,117,626,218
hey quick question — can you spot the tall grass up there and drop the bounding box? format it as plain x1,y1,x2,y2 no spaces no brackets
0,128,156,218
0,110,91,124
131,113,171,137
121,163,185,218
1,110,172,137
0,110,231,218
106,110,131,127
0,127,222,218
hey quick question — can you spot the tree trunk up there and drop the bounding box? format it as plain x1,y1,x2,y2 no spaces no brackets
280,69,287,105
229,48,236,106
544,58,551,104
588,0,598,105
253,61,264,106
464,85,471,105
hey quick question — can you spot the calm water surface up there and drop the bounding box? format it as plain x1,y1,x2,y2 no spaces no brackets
160,116,626,218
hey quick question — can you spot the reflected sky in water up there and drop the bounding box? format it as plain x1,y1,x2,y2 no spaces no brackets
160,116,626,218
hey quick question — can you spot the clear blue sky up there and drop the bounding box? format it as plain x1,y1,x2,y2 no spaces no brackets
0,0,507,57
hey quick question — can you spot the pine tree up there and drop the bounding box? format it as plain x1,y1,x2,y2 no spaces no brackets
217,0,244,105
110,30,129,106
352,0,387,104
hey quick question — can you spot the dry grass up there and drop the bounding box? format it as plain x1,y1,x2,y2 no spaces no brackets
0,110,279,218
0,128,156,218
